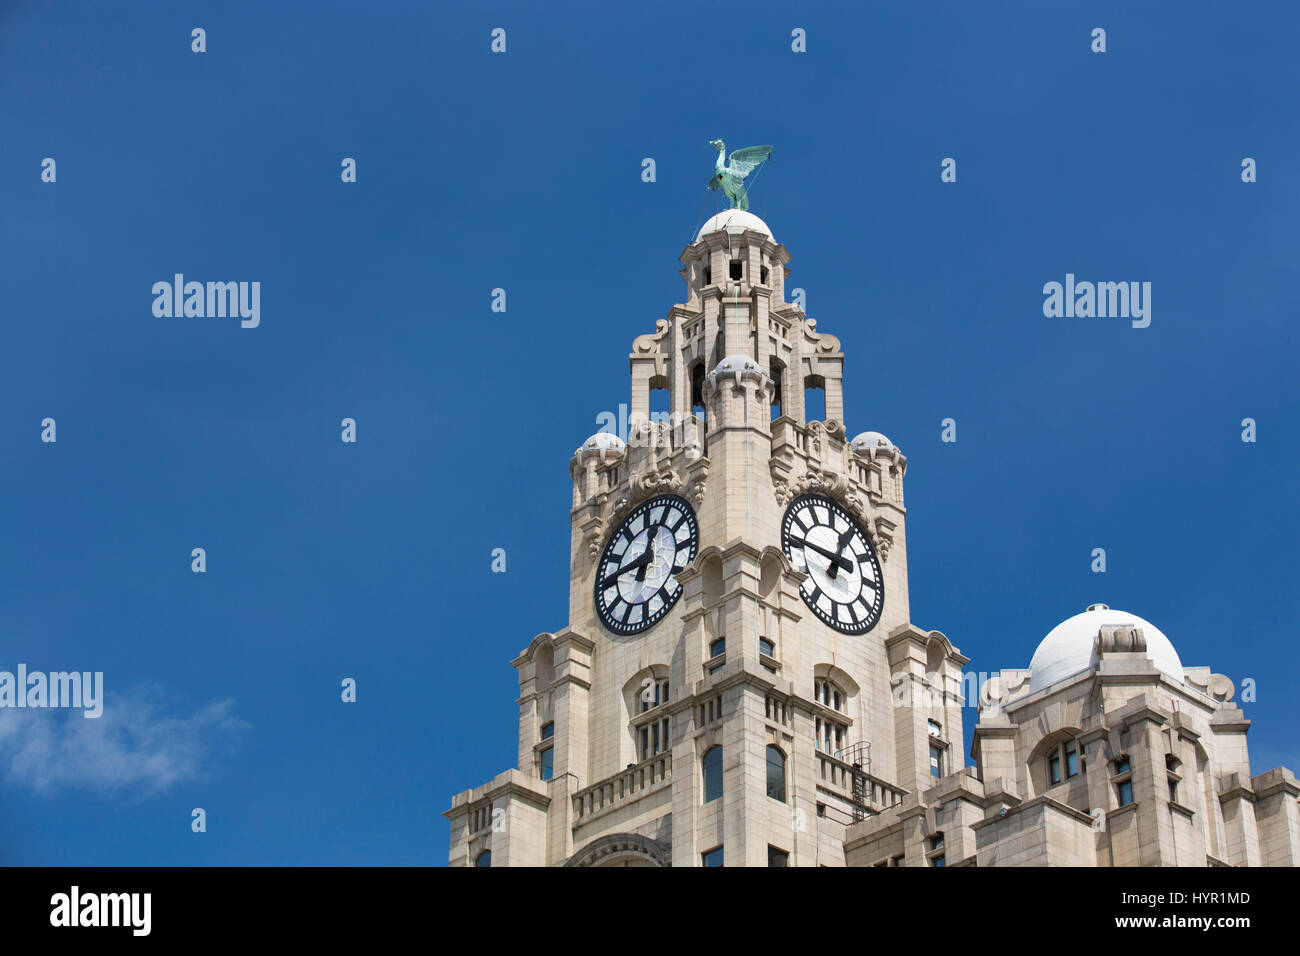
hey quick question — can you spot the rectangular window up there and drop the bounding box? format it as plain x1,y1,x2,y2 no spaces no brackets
759,637,775,657
1117,779,1134,807
1168,778,1179,803
930,744,944,779
702,846,724,867
1065,743,1078,777
932,855,945,868
540,747,553,781
709,638,725,658
767,846,788,867
1114,756,1131,775
541,722,554,740
1048,752,1062,786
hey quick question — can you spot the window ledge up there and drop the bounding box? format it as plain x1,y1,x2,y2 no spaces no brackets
630,708,668,728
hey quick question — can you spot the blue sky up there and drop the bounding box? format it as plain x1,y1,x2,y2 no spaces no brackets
1,0,1296,865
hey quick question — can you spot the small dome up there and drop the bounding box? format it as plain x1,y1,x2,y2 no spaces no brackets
851,431,895,454
1028,605,1184,692
581,432,625,452
713,354,763,376
695,210,773,242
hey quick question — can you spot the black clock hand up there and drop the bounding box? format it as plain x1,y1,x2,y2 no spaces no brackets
827,526,855,579
790,536,854,574
635,522,664,582
600,548,653,589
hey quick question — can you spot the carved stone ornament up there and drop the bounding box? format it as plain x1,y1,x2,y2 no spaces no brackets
605,467,683,531
580,511,607,561
629,468,682,500
771,465,848,506
872,515,896,563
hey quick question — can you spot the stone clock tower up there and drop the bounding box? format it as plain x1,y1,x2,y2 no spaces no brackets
445,209,970,866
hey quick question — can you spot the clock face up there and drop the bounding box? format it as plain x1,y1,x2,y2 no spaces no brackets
781,494,884,634
595,494,700,635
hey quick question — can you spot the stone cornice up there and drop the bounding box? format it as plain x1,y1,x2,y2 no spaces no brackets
444,772,552,820
1252,769,1300,801
1111,701,1172,729
1209,716,1251,734
970,794,1096,831
553,628,596,654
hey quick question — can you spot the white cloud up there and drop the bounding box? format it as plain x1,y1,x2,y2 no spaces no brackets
0,688,248,796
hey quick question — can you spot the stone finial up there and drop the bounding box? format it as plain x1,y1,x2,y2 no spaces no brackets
1095,624,1147,655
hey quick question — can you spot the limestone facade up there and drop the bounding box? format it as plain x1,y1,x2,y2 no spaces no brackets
446,213,1297,867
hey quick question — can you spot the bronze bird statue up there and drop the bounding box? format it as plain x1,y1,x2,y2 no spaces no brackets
706,139,772,210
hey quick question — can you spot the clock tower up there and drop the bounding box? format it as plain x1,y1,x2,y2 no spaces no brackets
445,208,969,866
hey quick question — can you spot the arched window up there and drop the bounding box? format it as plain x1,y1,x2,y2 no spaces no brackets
766,745,786,803
534,644,554,689
1034,732,1084,792
475,850,491,868
703,746,723,803
814,677,845,712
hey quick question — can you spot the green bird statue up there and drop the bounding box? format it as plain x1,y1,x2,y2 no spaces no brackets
706,139,772,211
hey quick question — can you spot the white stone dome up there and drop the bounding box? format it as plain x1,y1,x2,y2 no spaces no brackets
713,354,763,376
579,432,625,453
851,431,895,454
695,210,773,242
1028,604,1184,692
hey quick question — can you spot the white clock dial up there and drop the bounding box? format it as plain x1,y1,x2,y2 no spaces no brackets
595,495,699,635
781,494,883,634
